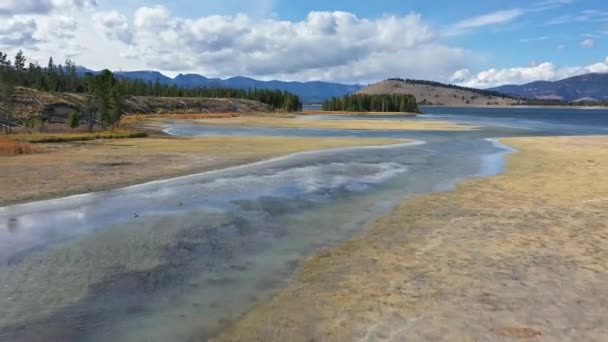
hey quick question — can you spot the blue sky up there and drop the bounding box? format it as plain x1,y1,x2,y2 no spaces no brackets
1,0,607,86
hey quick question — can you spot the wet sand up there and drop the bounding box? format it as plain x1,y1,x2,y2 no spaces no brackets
192,116,475,131
0,135,403,206
214,136,608,341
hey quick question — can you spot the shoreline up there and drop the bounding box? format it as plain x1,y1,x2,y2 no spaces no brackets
186,116,474,131
214,135,608,341
420,104,608,110
3,139,422,210
0,132,407,207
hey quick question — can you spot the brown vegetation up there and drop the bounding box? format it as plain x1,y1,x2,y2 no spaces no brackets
0,136,41,156
13,131,147,143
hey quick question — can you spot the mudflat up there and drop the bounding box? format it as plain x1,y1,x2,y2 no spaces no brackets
0,135,403,206
214,136,608,341
193,116,475,131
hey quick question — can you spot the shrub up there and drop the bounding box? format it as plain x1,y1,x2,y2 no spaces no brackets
0,136,41,156
66,111,80,129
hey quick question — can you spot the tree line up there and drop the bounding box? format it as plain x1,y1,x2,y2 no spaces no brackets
322,94,419,113
0,50,302,131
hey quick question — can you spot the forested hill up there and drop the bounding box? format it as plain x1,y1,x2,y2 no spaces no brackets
358,79,517,106
82,69,363,104
0,50,302,113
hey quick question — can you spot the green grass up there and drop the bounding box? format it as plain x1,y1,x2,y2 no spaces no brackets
16,131,148,143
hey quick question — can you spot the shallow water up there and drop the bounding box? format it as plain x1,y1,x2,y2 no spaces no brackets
1,107,607,341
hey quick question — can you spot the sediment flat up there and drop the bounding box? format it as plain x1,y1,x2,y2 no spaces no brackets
0,135,403,206
193,116,475,131
297,110,418,116
214,135,608,341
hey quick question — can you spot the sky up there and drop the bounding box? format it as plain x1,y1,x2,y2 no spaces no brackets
0,0,607,87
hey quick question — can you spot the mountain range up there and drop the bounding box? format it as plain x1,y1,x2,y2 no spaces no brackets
490,73,608,102
77,68,362,104
78,67,608,104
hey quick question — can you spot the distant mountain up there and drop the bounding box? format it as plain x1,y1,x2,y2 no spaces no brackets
358,78,517,106
490,73,608,102
114,71,174,85
76,67,362,104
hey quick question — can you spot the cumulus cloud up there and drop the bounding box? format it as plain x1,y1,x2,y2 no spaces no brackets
0,0,53,15
95,11,132,44
92,8,469,82
452,57,608,88
0,18,38,47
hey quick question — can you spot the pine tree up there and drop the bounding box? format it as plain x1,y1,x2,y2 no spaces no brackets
66,111,80,129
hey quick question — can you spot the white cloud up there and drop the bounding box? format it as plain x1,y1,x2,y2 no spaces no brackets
519,36,549,43
452,57,608,88
530,0,573,12
450,9,523,32
95,11,132,44
0,18,38,47
0,0,53,15
580,38,595,48
89,8,471,82
547,9,608,25
0,4,474,83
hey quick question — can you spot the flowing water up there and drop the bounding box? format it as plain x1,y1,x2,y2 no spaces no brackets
1,107,607,341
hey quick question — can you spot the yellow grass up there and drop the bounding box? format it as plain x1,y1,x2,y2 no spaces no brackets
194,116,474,131
13,130,147,143
215,136,608,342
120,113,241,126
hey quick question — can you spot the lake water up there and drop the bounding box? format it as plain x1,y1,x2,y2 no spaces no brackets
1,107,607,341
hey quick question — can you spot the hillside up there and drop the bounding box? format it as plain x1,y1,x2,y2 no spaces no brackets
490,73,608,102
3,87,273,124
358,79,517,106
81,68,363,104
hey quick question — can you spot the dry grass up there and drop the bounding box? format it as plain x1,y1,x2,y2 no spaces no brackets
215,136,608,342
193,116,474,131
121,113,241,126
0,136,403,206
358,79,517,106
13,131,147,143
0,136,42,156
